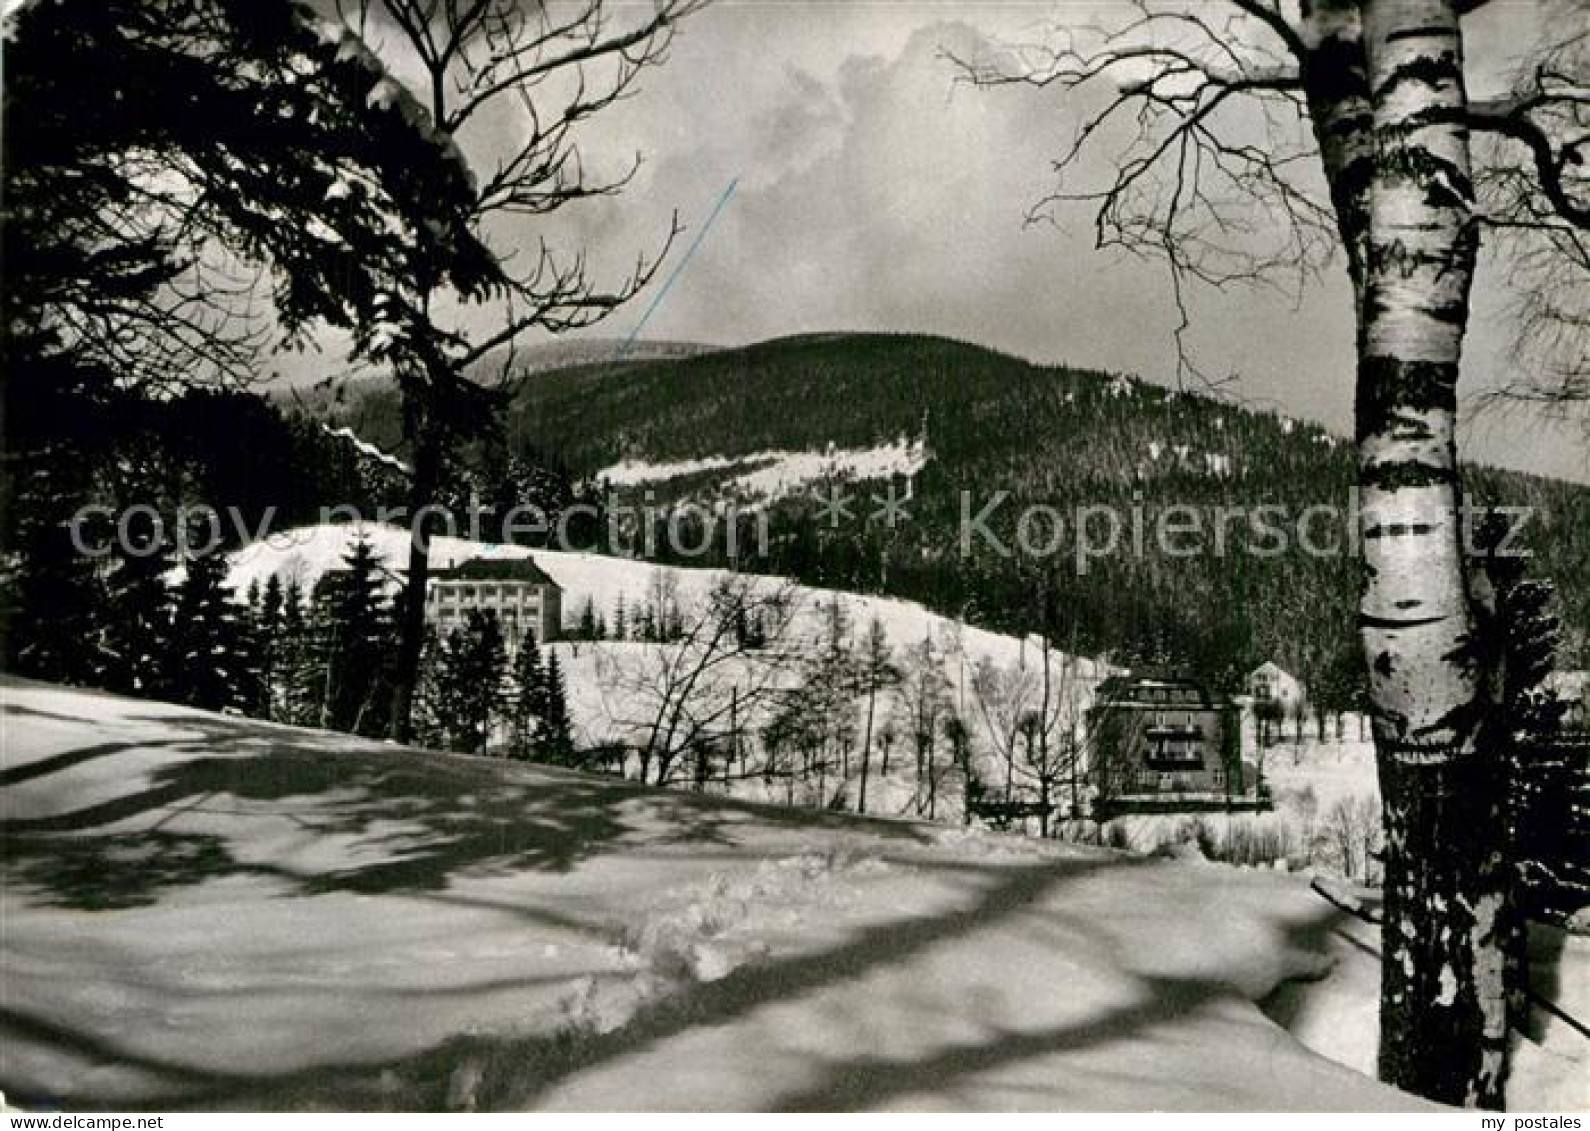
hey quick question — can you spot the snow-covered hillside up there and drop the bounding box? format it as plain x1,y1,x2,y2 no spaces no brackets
597,437,928,504
226,522,1079,678
2,678,1538,1112
227,523,1109,816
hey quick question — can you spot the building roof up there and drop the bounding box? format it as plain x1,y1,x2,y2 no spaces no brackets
1247,661,1298,683
430,555,560,588
1095,671,1226,709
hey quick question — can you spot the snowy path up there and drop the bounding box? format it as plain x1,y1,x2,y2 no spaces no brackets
2,679,1443,1110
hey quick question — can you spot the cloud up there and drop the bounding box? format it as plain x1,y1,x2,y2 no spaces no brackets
332,1,1585,484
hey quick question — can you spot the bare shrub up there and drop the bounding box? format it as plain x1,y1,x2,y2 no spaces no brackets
1313,794,1384,885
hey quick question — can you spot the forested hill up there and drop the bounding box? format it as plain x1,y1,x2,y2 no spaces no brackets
341,332,1590,698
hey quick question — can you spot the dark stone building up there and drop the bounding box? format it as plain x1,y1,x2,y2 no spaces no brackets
1088,671,1262,815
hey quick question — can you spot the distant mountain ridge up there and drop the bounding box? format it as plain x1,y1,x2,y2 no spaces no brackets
265,337,718,410
327,331,1590,690
468,336,720,377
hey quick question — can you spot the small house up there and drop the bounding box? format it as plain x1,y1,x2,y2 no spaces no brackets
1246,661,1305,713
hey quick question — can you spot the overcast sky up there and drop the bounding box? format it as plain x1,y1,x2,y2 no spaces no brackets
342,0,1586,484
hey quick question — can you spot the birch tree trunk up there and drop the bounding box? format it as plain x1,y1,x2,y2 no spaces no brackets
1356,0,1512,1106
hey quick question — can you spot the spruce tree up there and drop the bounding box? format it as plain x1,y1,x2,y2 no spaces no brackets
508,629,547,759
169,551,252,713
541,651,574,764
1462,510,1588,1064
428,611,508,754
1485,551,1587,927
411,627,448,750
6,498,105,684
276,578,316,726
96,524,176,698
503,631,575,763
316,537,398,737
467,612,510,754
253,574,286,720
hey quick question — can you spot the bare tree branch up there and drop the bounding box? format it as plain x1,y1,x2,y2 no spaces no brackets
1468,17,1590,436
944,0,1335,389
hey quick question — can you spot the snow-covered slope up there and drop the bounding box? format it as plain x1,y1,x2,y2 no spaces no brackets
225,522,1071,677
0,679,1459,1112
226,523,1108,815
598,437,928,504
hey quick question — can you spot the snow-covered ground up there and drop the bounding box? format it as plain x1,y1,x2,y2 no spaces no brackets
597,437,928,504
226,522,1087,678
227,523,1109,814
1100,721,1383,858
3,680,1583,1111
1258,720,1379,812
223,525,1477,873
226,525,1509,890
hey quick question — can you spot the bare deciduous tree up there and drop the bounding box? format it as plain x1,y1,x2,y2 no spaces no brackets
1472,22,1590,442
596,577,798,787
328,0,706,741
968,638,1098,835
1316,792,1387,884
855,617,902,814
893,634,955,819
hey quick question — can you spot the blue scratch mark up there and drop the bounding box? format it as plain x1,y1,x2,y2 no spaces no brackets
619,177,739,360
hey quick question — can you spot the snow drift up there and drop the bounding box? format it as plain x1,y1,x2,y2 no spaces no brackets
0,677,1460,1112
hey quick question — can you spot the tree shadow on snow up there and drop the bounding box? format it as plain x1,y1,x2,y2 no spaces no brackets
2,693,1394,1112
2,705,926,906
88,856,1385,1113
